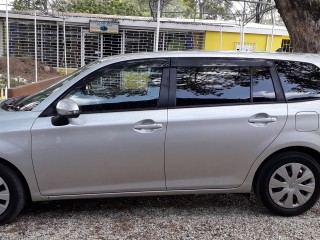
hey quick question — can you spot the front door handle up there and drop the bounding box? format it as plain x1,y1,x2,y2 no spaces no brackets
133,119,163,133
134,123,163,130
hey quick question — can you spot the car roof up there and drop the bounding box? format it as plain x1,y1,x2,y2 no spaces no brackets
97,51,320,67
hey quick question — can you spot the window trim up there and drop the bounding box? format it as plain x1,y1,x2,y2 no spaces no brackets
40,58,170,117
269,63,285,102
171,57,273,68
168,68,177,108
169,58,285,109
273,59,320,103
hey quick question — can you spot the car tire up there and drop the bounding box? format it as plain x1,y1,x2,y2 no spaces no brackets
0,163,26,225
254,151,320,216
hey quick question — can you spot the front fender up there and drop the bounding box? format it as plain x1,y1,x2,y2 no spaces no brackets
0,111,48,201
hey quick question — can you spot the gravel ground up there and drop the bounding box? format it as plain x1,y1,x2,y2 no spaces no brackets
0,193,319,239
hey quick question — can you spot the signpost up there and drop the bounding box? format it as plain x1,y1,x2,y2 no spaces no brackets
89,21,119,34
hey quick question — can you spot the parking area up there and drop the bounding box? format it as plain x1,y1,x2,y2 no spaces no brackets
0,193,319,239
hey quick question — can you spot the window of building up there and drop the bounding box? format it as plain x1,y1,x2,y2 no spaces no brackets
281,40,293,52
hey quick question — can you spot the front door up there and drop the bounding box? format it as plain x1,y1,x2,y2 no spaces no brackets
32,58,169,196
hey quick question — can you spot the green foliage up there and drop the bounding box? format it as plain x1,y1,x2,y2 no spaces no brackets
12,0,233,20
161,0,194,18
13,0,50,11
106,0,144,16
65,0,145,16
182,0,233,19
65,0,103,14
13,0,33,10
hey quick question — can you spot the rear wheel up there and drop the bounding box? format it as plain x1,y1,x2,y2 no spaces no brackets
0,163,26,225
255,151,320,216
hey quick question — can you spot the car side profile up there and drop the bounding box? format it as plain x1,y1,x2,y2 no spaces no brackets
0,51,320,224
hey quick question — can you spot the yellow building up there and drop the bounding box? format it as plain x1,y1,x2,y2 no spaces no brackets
202,22,290,52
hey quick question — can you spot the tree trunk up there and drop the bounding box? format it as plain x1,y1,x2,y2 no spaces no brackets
274,0,320,53
198,1,205,19
149,0,171,20
42,0,48,12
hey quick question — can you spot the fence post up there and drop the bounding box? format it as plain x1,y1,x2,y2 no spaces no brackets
41,24,43,63
155,0,161,52
100,34,103,58
34,6,38,82
121,30,125,54
220,24,223,50
270,9,275,52
80,29,85,66
57,23,59,71
5,0,10,96
63,18,67,75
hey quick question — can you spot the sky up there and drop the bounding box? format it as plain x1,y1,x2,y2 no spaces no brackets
0,0,13,11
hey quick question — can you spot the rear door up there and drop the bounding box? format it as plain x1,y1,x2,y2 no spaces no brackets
165,58,287,190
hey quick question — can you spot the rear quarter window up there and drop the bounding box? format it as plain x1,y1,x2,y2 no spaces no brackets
275,60,320,101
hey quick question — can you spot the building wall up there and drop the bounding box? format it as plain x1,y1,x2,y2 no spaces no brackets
205,31,290,52
0,22,3,56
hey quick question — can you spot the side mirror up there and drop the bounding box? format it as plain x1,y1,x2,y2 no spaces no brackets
52,99,80,126
56,99,80,118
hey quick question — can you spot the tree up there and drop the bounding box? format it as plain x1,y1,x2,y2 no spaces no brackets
274,0,320,53
182,0,233,20
13,0,66,13
161,0,194,18
13,0,233,21
244,0,274,24
13,0,49,11
12,0,33,10
66,0,146,16
255,0,272,23
149,0,172,19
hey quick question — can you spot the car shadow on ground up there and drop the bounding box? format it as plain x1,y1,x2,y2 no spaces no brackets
2,193,320,239
22,193,265,217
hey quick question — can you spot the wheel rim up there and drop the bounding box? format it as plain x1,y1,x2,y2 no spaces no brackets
0,177,10,215
269,163,315,209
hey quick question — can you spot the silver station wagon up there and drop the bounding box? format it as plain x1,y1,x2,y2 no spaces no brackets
1,51,320,224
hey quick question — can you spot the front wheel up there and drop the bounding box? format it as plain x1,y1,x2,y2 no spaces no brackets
254,151,320,216
0,163,26,225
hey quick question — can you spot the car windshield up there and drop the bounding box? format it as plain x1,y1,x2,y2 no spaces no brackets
2,61,101,111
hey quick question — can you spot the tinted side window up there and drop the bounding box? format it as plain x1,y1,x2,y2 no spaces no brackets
252,67,276,102
176,66,251,106
69,59,168,112
176,66,276,106
275,60,320,101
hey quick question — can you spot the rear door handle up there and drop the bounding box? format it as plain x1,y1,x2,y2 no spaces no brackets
248,117,277,124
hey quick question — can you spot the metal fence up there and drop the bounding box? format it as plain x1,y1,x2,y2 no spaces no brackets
0,12,206,98
0,18,205,70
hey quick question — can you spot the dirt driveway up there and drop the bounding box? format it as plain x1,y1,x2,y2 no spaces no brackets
0,194,319,239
